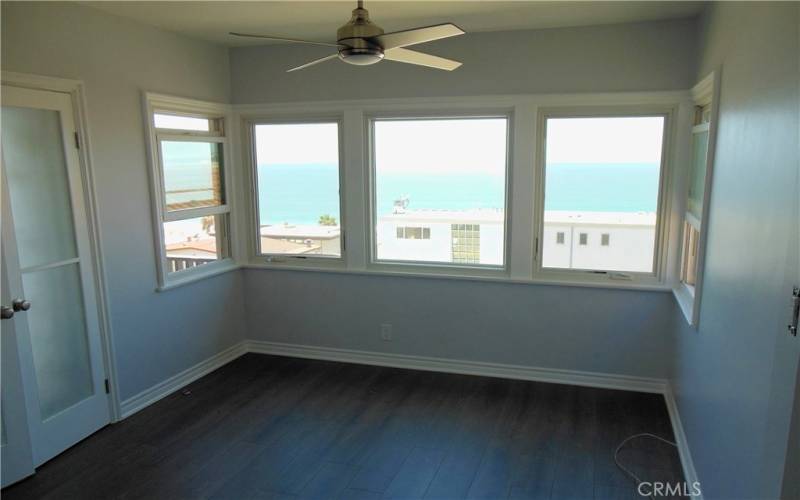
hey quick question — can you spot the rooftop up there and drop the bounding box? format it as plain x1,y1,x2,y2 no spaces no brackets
380,209,656,226
543,210,656,226
259,237,320,254
165,238,217,254
380,209,505,224
260,224,341,240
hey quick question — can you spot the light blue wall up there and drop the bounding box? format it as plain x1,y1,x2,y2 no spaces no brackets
230,17,697,104
233,17,702,381
669,3,800,499
1,2,247,401
245,269,676,379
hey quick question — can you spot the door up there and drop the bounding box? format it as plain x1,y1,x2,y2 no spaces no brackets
779,110,800,498
774,73,800,496
782,361,800,499
1,84,110,474
1,240,35,486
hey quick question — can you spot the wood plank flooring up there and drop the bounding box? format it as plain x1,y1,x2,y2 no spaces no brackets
2,354,685,499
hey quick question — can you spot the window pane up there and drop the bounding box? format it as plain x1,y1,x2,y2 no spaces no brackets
681,221,700,287
374,118,507,266
688,130,709,219
542,116,664,273
164,214,227,273
154,113,210,131
255,123,341,257
161,141,224,211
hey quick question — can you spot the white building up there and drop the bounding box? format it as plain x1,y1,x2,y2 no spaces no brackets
378,208,656,271
541,211,657,272
378,209,505,265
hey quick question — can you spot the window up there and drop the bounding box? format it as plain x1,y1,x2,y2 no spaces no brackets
680,104,711,291
154,113,210,132
556,232,565,244
396,227,431,240
674,72,718,324
253,122,342,258
539,115,666,275
451,224,481,263
371,117,508,267
145,100,233,288
680,220,700,286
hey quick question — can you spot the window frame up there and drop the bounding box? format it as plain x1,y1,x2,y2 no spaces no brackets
143,92,237,291
233,92,689,292
673,71,721,326
365,111,513,275
532,105,676,286
243,115,347,265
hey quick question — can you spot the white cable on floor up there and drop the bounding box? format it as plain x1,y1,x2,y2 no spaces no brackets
613,432,678,500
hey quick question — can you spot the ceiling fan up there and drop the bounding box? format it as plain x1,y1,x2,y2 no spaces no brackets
230,1,465,72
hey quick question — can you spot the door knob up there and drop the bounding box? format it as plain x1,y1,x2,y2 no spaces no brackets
1,306,13,320
12,299,31,312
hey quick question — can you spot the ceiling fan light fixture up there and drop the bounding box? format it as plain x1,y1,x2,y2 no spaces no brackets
231,0,465,72
338,47,384,66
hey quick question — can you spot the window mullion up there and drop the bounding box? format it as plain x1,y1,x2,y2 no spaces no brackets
509,103,537,280
156,133,224,143
343,109,368,270
163,204,230,222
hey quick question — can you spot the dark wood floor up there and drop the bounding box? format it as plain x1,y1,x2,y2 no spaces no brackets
3,354,684,500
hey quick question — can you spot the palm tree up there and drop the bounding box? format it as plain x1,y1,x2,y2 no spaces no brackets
201,215,215,234
318,214,337,226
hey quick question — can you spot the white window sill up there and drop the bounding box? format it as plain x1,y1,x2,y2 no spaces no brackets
156,259,240,292
243,261,672,293
672,283,697,326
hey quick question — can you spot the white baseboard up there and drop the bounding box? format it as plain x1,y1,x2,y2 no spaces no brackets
119,341,248,418
664,384,704,500
245,340,668,394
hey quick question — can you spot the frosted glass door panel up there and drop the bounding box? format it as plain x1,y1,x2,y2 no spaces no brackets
1,107,78,269
22,264,93,420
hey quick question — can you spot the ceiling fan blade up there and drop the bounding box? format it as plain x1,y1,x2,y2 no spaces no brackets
383,47,462,71
229,32,344,48
369,23,464,50
287,54,339,73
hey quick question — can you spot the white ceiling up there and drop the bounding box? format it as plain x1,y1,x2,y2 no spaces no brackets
81,1,704,47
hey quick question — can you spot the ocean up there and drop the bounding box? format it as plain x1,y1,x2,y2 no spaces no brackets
256,163,660,226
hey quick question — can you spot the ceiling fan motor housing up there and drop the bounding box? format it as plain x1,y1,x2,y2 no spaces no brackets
337,5,385,65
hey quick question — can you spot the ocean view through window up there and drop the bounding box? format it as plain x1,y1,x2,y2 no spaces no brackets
151,107,230,279
244,110,669,280
254,122,342,257
371,117,509,266
540,116,665,273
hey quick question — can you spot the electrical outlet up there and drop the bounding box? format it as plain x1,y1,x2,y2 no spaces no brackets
380,323,392,341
